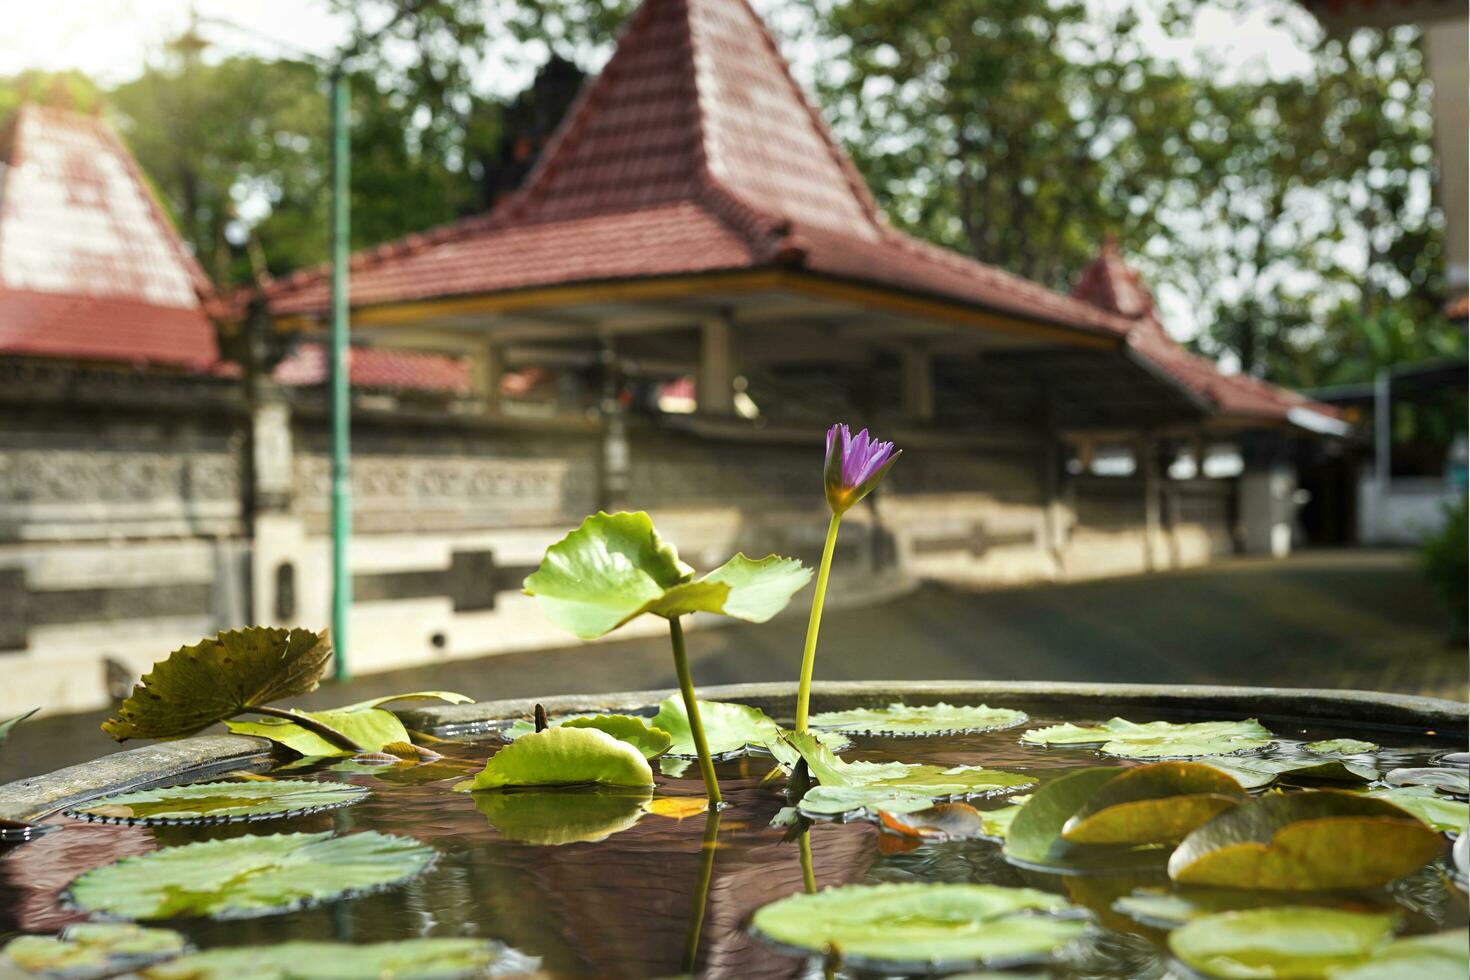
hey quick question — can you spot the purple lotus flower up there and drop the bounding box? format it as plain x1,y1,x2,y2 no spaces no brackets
824,423,902,514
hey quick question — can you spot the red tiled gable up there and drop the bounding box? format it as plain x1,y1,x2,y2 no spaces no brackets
1072,243,1341,423
0,104,219,370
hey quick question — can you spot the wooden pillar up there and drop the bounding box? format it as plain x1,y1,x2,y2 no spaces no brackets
470,342,502,413
1038,385,1067,577
902,346,935,422
698,315,736,415
599,335,629,509
1140,433,1161,572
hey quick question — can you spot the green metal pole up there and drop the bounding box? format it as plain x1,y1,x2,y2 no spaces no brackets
329,68,352,681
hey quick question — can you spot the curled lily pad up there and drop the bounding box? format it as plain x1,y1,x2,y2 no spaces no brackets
1168,791,1446,891
1333,929,1469,980
2,923,187,978
1002,768,1170,875
979,803,1025,841
1113,887,1383,929
751,882,1088,969
1385,767,1469,797
1167,907,1399,979
0,707,37,749
1061,762,1247,846
1022,718,1273,759
225,692,471,758
102,628,332,742
1201,757,1378,789
66,779,367,825
651,696,780,758
1364,787,1469,834
141,938,533,980
877,803,986,841
66,830,435,920
1305,738,1378,755
454,726,653,791
808,702,1028,737
501,713,672,759
784,732,1033,820
523,512,811,639
472,786,653,845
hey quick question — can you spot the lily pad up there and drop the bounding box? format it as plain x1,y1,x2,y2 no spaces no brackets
66,779,367,825
1305,738,1378,755
651,696,780,758
1364,787,1469,834
0,708,37,749
1332,929,1469,980
1021,718,1274,759
1061,762,1247,846
1168,907,1398,979
66,830,435,920
1113,887,1380,929
979,803,1025,841
1168,791,1446,891
1201,757,1378,789
784,732,1033,819
1003,768,1169,874
807,702,1028,737
141,938,529,980
454,726,653,791
103,628,332,742
1385,767,1469,797
522,512,810,639
471,786,651,845
501,713,672,759
2,924,186,978
225,692,471,758
750,882,1088,969
877,803,986,840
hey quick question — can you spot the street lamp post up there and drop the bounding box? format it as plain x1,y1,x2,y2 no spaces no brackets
329,68,353,681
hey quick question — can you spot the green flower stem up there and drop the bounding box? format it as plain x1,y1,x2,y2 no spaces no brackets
798,828,817,894
795,512,842,732
669,616,722,805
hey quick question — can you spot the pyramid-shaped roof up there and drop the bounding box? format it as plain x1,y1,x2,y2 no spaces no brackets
0,104,219,370
259,0,1134,341
1071,241,1342,427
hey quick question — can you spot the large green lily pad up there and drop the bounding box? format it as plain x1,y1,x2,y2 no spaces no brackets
1200,757,1378,790
807,702,1028,737
1061,762,1247,846
1167,907,1398,978
66,779,367,825
522,512,810,639
501,713,672,759
1003,768,1168,873
67,831,436,920
141,938,527,980
103,628,332,742
225,692,471,757
1385,767,1469,797
471,786,652,845
1168,791,1446,891
784,732,1033,819
1305,739,1378,755
652,696,829,759
454,726,653,791
1113,887,1385,929
751,882,1088,968
1365,786,1469,834
2,924,186,978
1021,718,1274,759
1332,930,1469,980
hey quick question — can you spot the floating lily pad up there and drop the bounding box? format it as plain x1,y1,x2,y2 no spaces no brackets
102,628,332,742
750,882,1088,969
1113,887,1380,929
1364,787,1469,834
66,779,367,825
500,713,672,759
523,512,810,639
455,726,653,792
0,708,37,749
2,923,186,978
141,938,530,980
225,692,471,758
1167,907,1398,979
67,830,435,920
651,696,780,758
1386,767,1469,797
1168,791,1446,891
807,702,1028,737
1061,762,1247,846
1305,738,1378,755
1333,929,1469,980
1003,768,1168,874
1199,756,1378,789
877,803,986,840
471,786,651,845
783,732,1032,820
1021,718,1273,759
979,803,1025,841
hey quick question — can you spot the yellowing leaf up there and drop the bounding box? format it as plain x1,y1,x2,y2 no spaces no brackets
647,797,709,820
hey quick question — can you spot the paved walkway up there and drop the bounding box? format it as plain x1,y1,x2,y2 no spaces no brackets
4,549,1463,785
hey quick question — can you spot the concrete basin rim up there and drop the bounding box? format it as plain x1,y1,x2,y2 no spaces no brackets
0,680,1463,824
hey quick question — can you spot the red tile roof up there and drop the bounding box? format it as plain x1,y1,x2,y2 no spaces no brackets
259,0,1334,428
271,342,472,394
0,105,219,370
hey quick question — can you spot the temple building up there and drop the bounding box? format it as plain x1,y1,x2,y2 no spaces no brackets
1,0,1347,715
